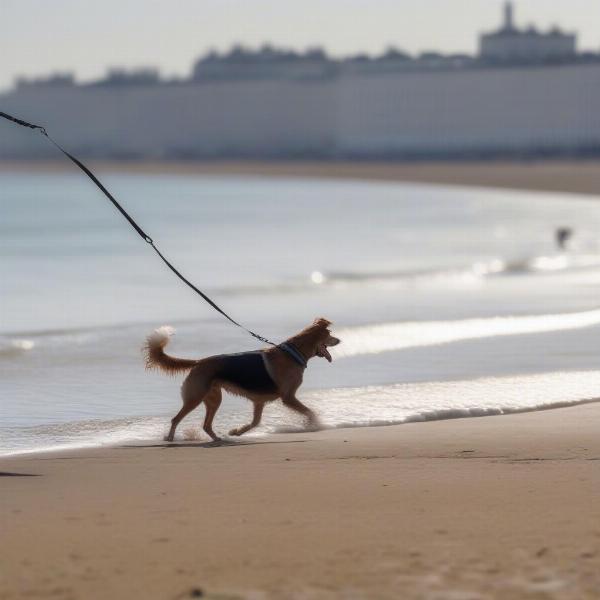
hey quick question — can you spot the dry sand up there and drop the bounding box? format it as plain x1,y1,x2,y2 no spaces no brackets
3,158,600,197
2,403,600,600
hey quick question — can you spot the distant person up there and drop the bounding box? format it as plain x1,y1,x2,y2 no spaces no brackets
555,227,573,251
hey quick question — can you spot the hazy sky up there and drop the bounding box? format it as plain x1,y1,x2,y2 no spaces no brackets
2,0,599,91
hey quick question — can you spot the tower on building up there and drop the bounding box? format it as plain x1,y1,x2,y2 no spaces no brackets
479,2,576,63
503,2,514,30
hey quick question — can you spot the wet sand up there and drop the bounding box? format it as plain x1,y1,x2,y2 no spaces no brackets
3,158,600,196
2,402,600,599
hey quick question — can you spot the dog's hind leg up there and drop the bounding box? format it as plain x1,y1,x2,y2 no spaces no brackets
165,373,210,442
165,398,201,442
203,386,223,442
228,401,264,437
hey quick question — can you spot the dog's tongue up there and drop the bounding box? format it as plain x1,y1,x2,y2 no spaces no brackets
317,345,332,362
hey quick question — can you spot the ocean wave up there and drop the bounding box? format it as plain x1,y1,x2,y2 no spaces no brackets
3,370,600,456
504,253,600,274
156,252,600,298
0,338,35,357
310,259,505,288
333,308,600,359
0,327,119,358
311,252,600,289
210,252,600,296
5,303,600,363
3,251,600,354
281,370,600,433
0,416,169,457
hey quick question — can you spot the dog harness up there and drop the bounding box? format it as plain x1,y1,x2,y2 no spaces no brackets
278,342,308,368
214,352,278,394
214,343,307,395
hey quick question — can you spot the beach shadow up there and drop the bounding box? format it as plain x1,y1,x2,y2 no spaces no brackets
117,439,308,450
0,471,40,477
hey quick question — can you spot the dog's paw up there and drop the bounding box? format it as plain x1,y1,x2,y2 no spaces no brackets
305,420,322,432
163,435,174,442
228,428,241,436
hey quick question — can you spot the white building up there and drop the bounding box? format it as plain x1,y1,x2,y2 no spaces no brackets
1,3,597,160
3,61,600,160
0,79,336,159
480,2,576,62
336,63,600,157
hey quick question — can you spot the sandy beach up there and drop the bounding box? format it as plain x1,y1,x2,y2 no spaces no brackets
2,403,600,599
3,158,600,197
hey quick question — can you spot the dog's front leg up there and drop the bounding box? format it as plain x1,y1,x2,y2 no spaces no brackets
281,395,319,429
229,401,264,437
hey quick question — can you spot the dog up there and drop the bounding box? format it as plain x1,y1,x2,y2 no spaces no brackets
143,318,340,442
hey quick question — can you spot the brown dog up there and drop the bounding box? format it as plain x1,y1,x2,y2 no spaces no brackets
143,318,340,442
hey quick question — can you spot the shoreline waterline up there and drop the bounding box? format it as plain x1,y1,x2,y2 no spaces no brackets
4,157,600,196
4,369,600,458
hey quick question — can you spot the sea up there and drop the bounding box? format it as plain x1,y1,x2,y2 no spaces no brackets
2,171,600,456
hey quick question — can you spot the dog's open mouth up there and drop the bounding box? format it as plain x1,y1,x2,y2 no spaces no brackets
316,344,332,362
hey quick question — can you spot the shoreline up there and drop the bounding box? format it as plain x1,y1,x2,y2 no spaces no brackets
3,158,600,196
3,403,600,599
4,393,600,461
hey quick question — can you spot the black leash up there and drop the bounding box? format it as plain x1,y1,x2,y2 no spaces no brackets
0,110,276,346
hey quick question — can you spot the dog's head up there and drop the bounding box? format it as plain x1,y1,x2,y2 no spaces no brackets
310,318,340,363
289,317,341,363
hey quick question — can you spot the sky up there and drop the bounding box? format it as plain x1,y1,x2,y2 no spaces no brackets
2,0,599,91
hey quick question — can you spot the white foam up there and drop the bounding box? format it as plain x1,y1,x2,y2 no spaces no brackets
0,416,171,457
0,338,35,357
333,308,600,359
528,253,600,272
297,370,600,431
11,339,34,350
311,251,600,291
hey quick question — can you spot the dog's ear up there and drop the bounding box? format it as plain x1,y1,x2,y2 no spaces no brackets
313,317,332,328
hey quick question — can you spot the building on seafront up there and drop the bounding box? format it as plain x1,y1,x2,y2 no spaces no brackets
480,2,576,63
1,2,600,160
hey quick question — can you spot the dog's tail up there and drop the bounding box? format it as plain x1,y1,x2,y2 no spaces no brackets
143,326,198,375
